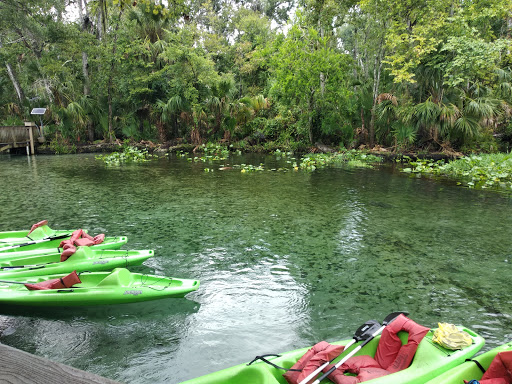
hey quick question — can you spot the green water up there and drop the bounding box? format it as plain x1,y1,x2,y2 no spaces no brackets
0,153,512,383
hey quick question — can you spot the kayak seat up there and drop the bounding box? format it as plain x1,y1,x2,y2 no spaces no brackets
464,351,512,384
27,224,53,240
27,220,49,236
325,314,430,384
65,246,93,261
97,268,132,287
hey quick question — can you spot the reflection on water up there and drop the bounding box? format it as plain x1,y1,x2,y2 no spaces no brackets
1,153,512,383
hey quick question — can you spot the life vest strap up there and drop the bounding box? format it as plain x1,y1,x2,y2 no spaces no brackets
465,358,486,374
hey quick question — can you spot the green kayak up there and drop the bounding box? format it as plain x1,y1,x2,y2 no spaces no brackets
425,340,512,383
0,267,199,306
0,221,72,245
0,221,126,252
0,235,128,254
180,326,484,384
0,247,153,278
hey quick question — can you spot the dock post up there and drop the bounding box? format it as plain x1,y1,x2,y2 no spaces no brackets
25,121,36,155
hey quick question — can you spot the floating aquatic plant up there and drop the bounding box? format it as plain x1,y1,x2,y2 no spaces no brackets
95,146,156,166
401,154,512,191
234,163,265,172
299,150,383,171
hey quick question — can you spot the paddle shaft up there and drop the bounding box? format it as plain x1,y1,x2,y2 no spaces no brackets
0,233,70,251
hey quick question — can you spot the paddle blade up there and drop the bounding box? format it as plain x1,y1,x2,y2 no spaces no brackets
383,311,409,325
353,320,381,342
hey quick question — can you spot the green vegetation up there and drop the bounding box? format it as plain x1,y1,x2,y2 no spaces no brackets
174,146,382,172
402,154,512,190
95,146,156,166
2,0,512,155
299,151,383,171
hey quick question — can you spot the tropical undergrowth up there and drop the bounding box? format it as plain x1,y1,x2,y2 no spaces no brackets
402,154,512,191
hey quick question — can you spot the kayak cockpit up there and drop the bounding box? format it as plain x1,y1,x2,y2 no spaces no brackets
96,268,133,287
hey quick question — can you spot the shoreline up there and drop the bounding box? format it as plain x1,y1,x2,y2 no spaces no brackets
28,141,462,163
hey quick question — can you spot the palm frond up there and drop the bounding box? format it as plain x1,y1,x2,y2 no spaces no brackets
439,103,460,125
413,98,441,127
376,93,398,106
454,116,480,137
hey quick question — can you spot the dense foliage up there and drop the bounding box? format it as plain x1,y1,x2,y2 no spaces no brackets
403,153,512,191
1,0,512,153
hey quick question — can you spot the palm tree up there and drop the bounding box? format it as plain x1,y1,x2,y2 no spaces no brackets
191,106,207,145
456,92,502,140
156,95,186,141
205,77,236,139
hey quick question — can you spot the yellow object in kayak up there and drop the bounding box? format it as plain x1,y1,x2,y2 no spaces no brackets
432,322,473,350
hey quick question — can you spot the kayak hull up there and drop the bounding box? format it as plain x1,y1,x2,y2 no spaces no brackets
180,326,484,384
0,268,199,306
0,248,153,278
425,341,512,383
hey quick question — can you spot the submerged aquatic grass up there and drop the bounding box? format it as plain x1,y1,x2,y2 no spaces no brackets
402,153,512,190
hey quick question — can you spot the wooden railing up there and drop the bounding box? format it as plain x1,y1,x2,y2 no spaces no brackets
0,122,44,155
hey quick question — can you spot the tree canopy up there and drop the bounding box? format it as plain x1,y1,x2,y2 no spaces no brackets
1,0,512,153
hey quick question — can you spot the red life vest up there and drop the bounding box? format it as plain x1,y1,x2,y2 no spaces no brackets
325,314,430,384
283,341,345,384
24,270,81,291
464,351,512,384
28,220,49,235
59,229,105,261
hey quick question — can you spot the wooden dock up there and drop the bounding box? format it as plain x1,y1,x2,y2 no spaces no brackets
0,343,121,383
0,122,44,155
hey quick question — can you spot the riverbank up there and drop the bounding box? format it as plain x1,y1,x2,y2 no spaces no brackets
77,140,512,194
34,139,462,163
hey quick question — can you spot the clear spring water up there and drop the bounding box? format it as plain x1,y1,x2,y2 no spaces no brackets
0,153,512,383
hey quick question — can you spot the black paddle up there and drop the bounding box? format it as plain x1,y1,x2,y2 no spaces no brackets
298,319,382,384
0,233,71,251
310,311,409,384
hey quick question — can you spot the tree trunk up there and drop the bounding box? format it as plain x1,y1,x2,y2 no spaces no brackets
5,62,24,105
308,88,315,144
369,47,384,148
320,72,325,96
107,11,123,143
0,40,25,105
97,0,106,40
173,114,179,139
78,0,91,97
78,0,94,141
319,24,325,97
